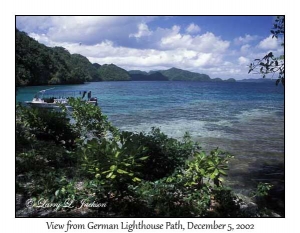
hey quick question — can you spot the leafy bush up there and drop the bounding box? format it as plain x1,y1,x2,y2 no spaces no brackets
184,149,233,188
78,137,147,193
126,149,234,217
16,99,241,217
119,128,195,181
17,104,78,148
66,98,118,141
252,182,273,197
210,187,241,217
129,177,211,217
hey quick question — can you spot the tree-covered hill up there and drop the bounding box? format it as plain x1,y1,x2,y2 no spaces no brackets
130,72,168,81
159,67,211,81
16,29,98,86
129,69,230,82
96,64,131,81
128,70,149,75
211,78,223,82
224,78,236,82
92,63,101,69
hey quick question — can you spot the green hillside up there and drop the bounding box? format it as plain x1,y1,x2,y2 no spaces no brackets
16,29,98,86
159,67,211,81
128,70,149,75
224,78,237,82
211,78,223,82
130,72,168,81
97,64,131,81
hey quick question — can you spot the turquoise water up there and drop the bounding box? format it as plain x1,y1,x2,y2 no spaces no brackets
16,81,284,203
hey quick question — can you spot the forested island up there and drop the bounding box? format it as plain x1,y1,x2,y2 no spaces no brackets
16,29,236,86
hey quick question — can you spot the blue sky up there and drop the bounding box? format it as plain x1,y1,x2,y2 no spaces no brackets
16,16,283,80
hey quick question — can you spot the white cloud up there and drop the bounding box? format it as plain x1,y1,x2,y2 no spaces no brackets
129,23,152,38
229,68,242,74
160,31,230,53
28,33,54,46
238,56,250,65
31,32,226,72
234,34,258,45
85,44,222,70
186,23,201,34
17,16,156,46
257,35,280,50
191,32,230,53
223,61,233,66
240,44,251,53
17,16,228,54
16,16,53,32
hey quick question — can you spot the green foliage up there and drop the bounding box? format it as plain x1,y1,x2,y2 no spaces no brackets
78,137,147,193
271,16,285,42
248,16,284,86
120,128,195,181
252,182,273,197
17,104,78,148
184,148,233,187
248,182,274,214
210,187,242,217
66,98,118,140
126,148,234,217
16,29,98,86
16,140,79,200
16,100,241,217
96,64,131,81
129,178,211,217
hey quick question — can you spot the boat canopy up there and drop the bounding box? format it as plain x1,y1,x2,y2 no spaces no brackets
34,89,91,99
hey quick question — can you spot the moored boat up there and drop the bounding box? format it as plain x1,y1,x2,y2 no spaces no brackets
25,88,98,108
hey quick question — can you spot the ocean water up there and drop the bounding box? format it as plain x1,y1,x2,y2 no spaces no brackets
16,81,284,203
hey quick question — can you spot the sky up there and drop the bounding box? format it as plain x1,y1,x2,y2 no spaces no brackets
16,16,284,80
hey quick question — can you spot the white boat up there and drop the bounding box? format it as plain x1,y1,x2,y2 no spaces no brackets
25,88,98,108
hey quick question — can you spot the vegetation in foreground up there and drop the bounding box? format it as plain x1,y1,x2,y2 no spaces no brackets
16,99,276,217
